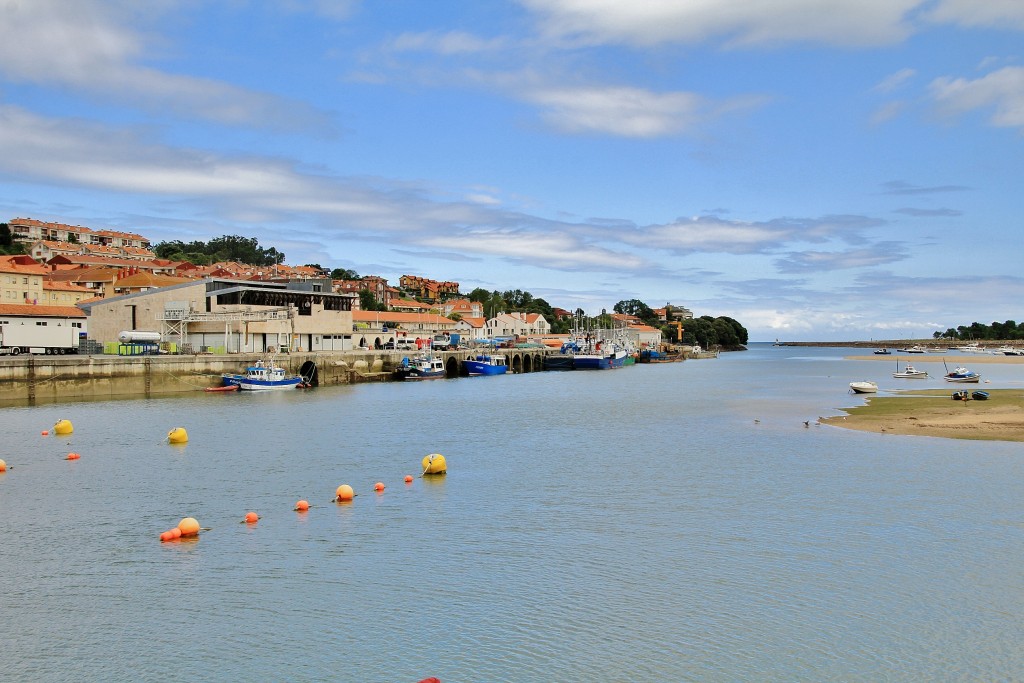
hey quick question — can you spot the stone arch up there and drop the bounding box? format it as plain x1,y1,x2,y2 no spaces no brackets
444,355,460,377
522,354,534,373
510,353,523,374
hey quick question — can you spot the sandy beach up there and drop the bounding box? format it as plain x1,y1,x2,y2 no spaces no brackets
822,388,1024,442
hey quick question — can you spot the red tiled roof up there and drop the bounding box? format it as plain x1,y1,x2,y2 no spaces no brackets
0,303,86,317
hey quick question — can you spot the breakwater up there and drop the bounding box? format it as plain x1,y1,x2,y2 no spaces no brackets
0,348,554,404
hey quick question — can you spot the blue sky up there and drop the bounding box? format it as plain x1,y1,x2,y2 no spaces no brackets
1,1,1022,341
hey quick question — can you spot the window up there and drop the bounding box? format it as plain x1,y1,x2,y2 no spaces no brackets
37,321,47,326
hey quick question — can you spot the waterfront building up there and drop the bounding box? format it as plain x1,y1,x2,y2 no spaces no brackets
0,255,48,305
80,277,354,354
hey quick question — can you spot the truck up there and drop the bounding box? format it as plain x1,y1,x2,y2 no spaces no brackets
431,333,461,350
0,315,84,355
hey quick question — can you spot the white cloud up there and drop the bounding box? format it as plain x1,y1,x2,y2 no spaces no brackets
923,0,1024,30
519,0,919,48
388,31,509,55
0,0,330,130
526,86,705,137
874,68,917,93
930,67,1024,128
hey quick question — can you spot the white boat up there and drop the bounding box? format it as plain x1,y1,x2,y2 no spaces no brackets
849,381,878,394
892,360,928,379
222,358,308,391
944,366,981,383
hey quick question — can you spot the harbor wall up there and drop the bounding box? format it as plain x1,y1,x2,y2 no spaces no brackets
0,348,555,404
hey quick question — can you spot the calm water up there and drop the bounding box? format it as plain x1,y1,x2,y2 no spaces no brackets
2,345,1024,682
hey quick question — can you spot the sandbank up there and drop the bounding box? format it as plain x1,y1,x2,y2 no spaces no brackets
821,389,1024,442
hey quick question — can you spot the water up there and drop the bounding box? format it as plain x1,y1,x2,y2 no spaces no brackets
2,345,1023,682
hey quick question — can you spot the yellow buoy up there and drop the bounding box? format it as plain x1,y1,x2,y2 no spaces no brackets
177,517,200,536
167,427,188,444
335,484,354,502
53,419,73,435
421,453,447,475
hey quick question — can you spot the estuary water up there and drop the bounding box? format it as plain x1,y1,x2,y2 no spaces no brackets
2,344,1023,682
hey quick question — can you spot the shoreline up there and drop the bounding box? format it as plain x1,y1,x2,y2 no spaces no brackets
821,389,1024,442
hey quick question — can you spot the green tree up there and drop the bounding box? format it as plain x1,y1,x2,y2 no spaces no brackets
467,287,491,303
358,289,386,311
331,268,360,280
0,223,11,248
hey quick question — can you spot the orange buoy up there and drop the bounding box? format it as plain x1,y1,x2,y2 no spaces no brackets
335,484,354,502
41,430,49,436
374,481,385,492
404,475,413,483
177,517,200,536
169,527,182,539
160,530,174,542
294,499,310,512
244,511,259,524
0,459,6,472
65,452,80,461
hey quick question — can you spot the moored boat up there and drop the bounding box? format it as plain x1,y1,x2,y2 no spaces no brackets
394,354,446,380
972,390,990,400
849,381,878,394
892,360,928,379
944,365,981,383
222,358,309,391
464,354,508,376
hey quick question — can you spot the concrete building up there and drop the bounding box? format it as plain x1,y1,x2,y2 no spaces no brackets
80,277,354,353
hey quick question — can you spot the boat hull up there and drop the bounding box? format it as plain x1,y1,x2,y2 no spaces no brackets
223,374,304,391
464,361,508,376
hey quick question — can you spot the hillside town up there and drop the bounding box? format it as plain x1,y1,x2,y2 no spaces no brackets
0,217,697,356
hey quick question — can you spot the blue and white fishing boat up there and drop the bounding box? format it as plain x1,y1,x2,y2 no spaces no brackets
944,365,981,383
464,354,508,376
394,354,446,380
222,358,308,391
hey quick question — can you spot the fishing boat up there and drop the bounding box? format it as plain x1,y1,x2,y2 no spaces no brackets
222,358,309,391
873,347,891,355
952,390,970,401
892,360,928,379
464,354,508,376
849,381,878,394
943,365,981,383
972,390,990,400
394,354,446,380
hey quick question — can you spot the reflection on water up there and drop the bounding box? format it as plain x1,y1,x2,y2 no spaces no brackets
2,345,1023,681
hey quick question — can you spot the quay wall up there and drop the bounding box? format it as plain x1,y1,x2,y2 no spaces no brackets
0,348,555,404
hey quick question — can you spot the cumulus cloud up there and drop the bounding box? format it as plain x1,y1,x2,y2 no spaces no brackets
526,86,706,137
923,0,1024,30
930,67,1024,129
519,0,919,48
0,0,331,131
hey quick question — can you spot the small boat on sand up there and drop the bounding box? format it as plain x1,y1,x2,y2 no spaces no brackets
972,390,990,400
849,381,878,394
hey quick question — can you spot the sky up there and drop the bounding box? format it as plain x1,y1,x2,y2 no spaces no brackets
1,1,1022,342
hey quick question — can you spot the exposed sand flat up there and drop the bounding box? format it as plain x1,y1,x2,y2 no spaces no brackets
822,389,1024,442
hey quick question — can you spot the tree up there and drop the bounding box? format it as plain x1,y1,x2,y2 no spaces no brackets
613,299,658,326
467,287,491,303
331,268,360,280
358,289,386,311
0,223,11,248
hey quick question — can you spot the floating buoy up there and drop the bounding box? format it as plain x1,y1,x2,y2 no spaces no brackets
167,427,188,444
294,499,310,512
421,453,447,475
159,527,183,542
335,484,354,502
374,482,385,492
244,511,259,524
0,459,6,472
65,452,80,461
404,475,413,484
53,419,73,435
177,517,200,537
41,430,49,436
